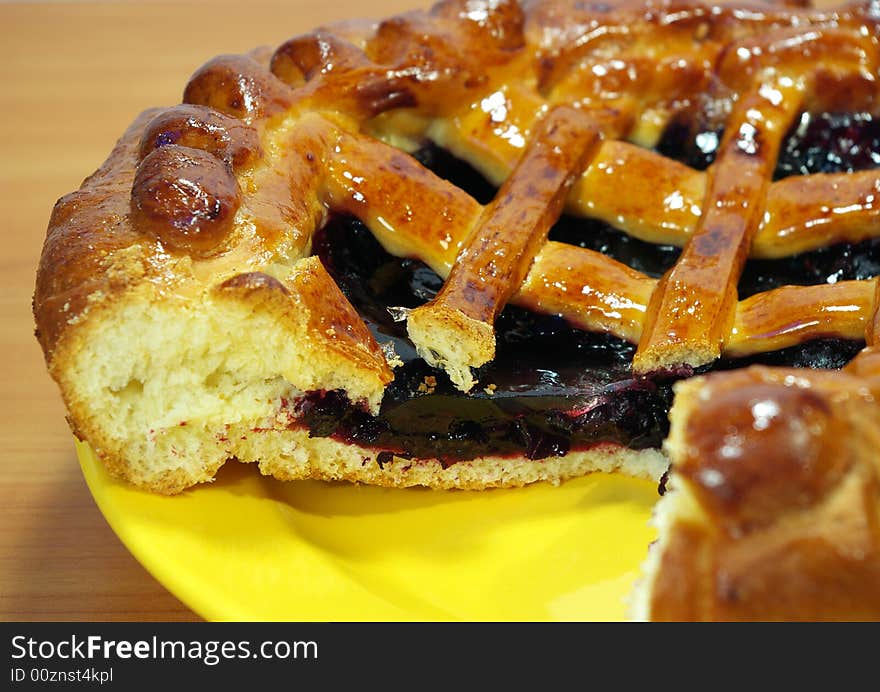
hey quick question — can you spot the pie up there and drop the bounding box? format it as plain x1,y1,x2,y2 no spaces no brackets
33,0,880,620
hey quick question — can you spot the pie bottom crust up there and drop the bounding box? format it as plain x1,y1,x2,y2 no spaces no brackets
86,411,667,495
253,431,666,490
34,0,880,620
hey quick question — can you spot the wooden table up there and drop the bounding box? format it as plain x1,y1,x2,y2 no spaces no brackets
0,0,419,622
2,0,847,623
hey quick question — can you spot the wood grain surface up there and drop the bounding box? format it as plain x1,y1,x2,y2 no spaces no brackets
1,0,844,622
0,0,419,622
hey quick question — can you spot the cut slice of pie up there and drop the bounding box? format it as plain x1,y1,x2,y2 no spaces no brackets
33,0,880,619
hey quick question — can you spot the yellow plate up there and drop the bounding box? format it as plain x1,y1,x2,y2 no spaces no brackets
77,439,658,621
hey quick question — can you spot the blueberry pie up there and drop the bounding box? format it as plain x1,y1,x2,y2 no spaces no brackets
34,0,880,619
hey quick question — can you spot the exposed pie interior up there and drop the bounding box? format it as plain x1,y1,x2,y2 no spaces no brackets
33,0,880,619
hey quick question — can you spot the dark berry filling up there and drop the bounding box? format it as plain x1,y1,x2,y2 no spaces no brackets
298,116,876,465
309,215,864,463
715,338,865,372
656,119,719,171
775,112,880,179
654,111,880,296
311,218,674,463
656,111,880,179
738,238,880,299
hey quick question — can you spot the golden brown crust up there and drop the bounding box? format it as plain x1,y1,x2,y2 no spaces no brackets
183,54,295,123
644,365,880,620
34,0,880,367
407,106,600,389
213,261,394,384
633,80,802,372
138,104,263,168
34,109,158,361
131,144,242,256
31,0,880,619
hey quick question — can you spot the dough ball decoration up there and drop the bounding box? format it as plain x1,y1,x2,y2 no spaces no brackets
33,0,880,620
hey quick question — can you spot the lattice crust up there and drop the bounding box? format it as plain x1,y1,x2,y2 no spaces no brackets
35,0,880,375
31,0,880,617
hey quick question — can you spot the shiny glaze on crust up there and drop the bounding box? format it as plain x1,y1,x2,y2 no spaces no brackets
34,109,160,357
322,123,880,353
645,205,880,619
138,104,263,168
419,106,598,325
650,358,880,620
680,378,848,534
634,79,804,371
438,122,880,258
272,33,420,119
35,0,880,374
759,170,880,257
726,279,874,356
647,296,880,620
407,105,600,385
31,0,880,621
131,144,242,256
871,279,880,344
214,261,394,385
377,121,880,348
183,53,294,124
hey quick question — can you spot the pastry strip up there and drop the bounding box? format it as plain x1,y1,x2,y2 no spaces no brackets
320,119,876,358
633,79,803,372
437,119,880,257
406,106,600,390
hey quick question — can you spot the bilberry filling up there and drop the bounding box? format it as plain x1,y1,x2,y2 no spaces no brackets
300,115,877,464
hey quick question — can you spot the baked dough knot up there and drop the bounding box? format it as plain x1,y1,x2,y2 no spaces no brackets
32,0,880,619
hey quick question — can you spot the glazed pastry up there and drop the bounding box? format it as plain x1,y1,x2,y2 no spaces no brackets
630,350,880,620
33,0,880,618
